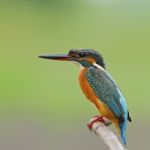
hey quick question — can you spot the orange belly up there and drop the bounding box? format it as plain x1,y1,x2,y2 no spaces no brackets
79,68,118,122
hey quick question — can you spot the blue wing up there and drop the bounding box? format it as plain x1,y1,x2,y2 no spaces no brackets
85,67,128,122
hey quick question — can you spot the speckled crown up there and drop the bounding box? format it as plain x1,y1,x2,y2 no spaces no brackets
68,48,106,69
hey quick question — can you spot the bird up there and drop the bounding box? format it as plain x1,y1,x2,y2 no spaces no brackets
39,48,131,145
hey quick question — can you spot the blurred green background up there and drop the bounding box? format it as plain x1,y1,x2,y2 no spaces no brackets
0,0,150,149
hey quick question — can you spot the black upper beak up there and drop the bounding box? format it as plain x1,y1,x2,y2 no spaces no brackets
38,54,71,61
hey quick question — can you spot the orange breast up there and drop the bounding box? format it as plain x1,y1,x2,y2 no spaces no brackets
79,68,97,102
79,68,118,122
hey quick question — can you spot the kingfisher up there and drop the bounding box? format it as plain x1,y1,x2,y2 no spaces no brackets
39,49,131,145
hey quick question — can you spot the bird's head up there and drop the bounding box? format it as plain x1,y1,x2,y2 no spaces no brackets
39,49,106,69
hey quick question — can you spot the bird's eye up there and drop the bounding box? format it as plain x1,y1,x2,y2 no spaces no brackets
80,53,86,57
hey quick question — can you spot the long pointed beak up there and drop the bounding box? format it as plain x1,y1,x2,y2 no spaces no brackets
38,54,71,61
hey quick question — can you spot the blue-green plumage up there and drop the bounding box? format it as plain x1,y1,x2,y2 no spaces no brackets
39,48,131,145
85,67,128,144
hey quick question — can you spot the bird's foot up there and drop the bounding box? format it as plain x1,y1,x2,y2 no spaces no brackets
87,116,104,130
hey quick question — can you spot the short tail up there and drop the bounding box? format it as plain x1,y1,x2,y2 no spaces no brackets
114,120,127,145
119,122,127,145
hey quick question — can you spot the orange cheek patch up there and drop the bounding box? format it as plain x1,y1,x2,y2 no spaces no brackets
86,57,96,64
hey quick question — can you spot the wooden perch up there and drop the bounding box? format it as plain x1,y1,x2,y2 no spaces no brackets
87,117,126,150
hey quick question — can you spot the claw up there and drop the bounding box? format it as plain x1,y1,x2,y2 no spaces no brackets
87,116,104,130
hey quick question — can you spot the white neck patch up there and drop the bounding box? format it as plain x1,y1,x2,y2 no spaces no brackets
93,63,105,70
